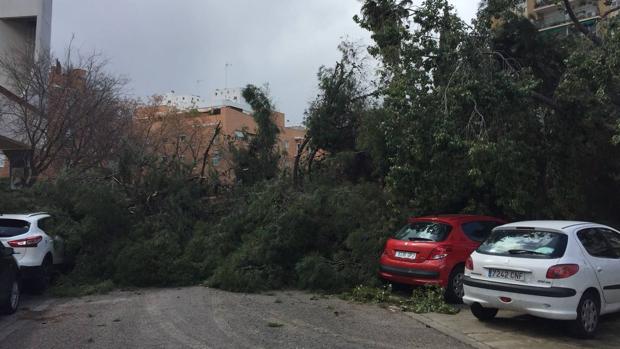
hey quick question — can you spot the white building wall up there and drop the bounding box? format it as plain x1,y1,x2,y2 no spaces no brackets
0,0,52,91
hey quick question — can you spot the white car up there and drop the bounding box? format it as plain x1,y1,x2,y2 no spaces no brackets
463,221,620,338
0,213,64,292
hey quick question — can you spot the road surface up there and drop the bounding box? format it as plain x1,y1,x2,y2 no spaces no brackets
0,286,470,349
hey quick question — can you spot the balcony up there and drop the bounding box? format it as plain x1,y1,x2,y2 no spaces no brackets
534,1,600,29
533,0,598,13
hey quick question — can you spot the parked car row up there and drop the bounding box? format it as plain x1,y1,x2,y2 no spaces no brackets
0,212,64,316
379,215,620,338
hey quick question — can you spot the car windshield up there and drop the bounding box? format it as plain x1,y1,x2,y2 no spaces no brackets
0,219,30,238
477,229,567,259
394,221,452,242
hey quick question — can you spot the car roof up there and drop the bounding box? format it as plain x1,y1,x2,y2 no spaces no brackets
0,212,50,221
411,214,503,223
498,220,595,231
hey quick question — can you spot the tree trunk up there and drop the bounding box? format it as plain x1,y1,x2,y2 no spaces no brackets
293,135,311,187
307,148,319,180
199,122,222,181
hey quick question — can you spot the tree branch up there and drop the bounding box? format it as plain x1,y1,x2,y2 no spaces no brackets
199,121,222,180
293,134,311,187
601,6,620,19
562,0,602,46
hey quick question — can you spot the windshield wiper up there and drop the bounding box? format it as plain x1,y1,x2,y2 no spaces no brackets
508,249,546,256
408,237,434,242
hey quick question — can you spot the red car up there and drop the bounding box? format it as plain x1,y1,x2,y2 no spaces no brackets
379,215,505,303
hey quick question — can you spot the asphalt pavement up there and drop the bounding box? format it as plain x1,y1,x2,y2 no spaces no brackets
0,287,471,349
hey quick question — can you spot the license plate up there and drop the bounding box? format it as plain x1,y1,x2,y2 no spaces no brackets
488,268,525,281
395,251,416,259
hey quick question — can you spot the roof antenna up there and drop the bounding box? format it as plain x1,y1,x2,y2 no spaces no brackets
225,62,232,89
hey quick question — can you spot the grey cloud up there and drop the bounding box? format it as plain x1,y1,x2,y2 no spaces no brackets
51,0,478,125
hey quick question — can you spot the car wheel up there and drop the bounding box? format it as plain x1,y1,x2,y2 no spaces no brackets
470,302,498,321
30,256,53,294
571,292,600,339
445,265,465,304
0,267,20,315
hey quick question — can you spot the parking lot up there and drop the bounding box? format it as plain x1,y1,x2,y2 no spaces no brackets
0,287,469,349
3,288,620,348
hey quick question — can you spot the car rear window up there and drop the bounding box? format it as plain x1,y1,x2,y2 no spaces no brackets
0,219,30,238
394,221,452,242
477,229,568,259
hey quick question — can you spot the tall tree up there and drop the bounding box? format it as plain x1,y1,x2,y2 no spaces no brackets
355,0,620,221
231,84,280,184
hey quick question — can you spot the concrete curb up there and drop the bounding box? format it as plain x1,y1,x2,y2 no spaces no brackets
404,312,493,349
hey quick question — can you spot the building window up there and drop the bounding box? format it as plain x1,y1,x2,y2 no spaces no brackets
0,153,5,168
234,131,245,140
179,134,187,142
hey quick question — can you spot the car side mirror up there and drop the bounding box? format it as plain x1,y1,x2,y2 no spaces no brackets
1,248,14,257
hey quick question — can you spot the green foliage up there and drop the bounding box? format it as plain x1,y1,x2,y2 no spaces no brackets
403,285,460,314
295,254,345,291
354,0,620,223
205,181,400,292
344,284,394,303
232,85,280,185
342,284,459,314
305,42,370,154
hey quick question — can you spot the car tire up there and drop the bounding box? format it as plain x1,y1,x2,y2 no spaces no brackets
470,302,498,321
445,266,465,304
0,266,20,315
30,256,53,294
571,292,600,339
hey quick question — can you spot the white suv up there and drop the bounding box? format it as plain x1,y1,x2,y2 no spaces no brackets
0,213,64,292
464,221,620,338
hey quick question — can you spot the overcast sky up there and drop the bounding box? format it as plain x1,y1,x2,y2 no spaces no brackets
51,0,479,125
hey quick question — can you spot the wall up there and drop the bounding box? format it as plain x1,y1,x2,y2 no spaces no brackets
0,0,52,91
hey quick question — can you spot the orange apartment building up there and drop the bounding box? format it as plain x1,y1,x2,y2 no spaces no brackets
135,89,306,183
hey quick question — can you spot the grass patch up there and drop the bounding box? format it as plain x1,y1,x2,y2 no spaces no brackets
341,284,459,315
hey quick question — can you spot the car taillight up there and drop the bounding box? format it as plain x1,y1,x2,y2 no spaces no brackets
465,256,474,270
429,246,451,260
546,264,579,279
8,235,42,248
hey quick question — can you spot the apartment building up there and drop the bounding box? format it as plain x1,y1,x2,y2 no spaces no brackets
518,0,618,34
0,0,53,184
136,89,306,183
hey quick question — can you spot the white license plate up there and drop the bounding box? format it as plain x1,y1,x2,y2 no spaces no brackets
395,251,416,259
488,269,525,281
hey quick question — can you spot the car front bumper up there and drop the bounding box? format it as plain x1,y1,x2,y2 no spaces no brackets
463,276,579,320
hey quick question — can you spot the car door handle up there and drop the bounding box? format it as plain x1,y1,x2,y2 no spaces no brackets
597,267,603,272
